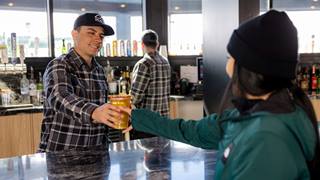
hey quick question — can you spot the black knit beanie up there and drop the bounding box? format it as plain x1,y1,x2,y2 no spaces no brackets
227,10,298,79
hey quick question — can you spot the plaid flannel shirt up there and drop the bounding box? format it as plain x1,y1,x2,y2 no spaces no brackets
39,48,108,152
131,52,171,116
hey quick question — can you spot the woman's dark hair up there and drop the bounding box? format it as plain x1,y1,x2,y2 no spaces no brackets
219,61,320,179
141,29,158,49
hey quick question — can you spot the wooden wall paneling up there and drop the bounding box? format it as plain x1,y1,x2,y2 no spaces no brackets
311,99,320,121
31,113,44,153
0,114,33,158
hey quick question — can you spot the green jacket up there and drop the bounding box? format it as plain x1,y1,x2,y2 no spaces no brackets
131,102,317,180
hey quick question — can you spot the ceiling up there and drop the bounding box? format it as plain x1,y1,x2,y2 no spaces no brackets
0,0,142,13
0,0,320,13
261,0,320,11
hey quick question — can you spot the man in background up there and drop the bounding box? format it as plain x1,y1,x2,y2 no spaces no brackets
130,29,171,139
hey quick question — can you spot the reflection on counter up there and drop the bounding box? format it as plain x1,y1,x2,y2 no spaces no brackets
0,137,217,180
47,146,110,179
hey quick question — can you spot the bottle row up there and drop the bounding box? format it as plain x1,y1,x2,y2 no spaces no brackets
1,64,133,107
297,63,320,98
60,38,144,58
99,40,144,57
19,67,44,106
0,32,26,64
14,64,131,106
0,63,27,74
0,66,43,106
2,31,145,60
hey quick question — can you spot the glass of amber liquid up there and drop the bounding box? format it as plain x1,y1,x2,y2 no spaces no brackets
108,95,131,129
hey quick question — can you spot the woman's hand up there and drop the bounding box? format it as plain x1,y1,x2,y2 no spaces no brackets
119,106,132,116
122,125,133,133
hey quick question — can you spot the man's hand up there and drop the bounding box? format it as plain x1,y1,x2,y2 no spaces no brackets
91,103,122,129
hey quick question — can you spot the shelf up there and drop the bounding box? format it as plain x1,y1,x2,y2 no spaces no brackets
97,57,141,67
299,53,320,64
96,56,142,62
107,56,142,61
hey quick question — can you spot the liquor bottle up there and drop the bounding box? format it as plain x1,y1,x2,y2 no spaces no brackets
126,40,131,57
112,40,118,57
105,60,112,77
36,72,44,105
123,40,128,57
106,43,111,57
125,66,131,92
300,67,309,93
20,74,30,104
132,40,138,56
311,34,315,53
311,64,317,96
316,64,320,97
108,68,118,95
0,33,8,64
61,39,67,54
34,37,39,57
29,67,38,105
10,33,17,65
296,65,302,86
99,45,105,57
19,44,25,64
119,40,125,57
119,71,128,95
307,66,313,95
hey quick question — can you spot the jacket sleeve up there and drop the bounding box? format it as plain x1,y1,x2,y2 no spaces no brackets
131,62,150,106
230,132,296,180
131,109,222,149
44,60,98,124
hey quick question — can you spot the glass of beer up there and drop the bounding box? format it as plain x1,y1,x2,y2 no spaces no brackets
108,95,131,129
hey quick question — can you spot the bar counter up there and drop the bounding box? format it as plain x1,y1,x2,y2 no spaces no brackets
0,137,217,179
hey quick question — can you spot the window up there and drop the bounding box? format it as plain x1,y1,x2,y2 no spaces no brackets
260,0,320,53
168,0,202,56
53,12,79,57
0,0,49,58
130,16,143,41
53,0,143,57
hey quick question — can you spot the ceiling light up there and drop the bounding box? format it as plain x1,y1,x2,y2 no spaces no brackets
313,0,318,2
174,6,180,10
120,4,126,8
80,7,86,11
8,2,14,7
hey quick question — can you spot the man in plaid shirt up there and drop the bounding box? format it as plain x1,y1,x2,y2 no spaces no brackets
130,29,171,139
39,13,121,152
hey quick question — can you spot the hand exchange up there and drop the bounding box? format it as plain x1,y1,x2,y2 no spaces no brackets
91,103,122,129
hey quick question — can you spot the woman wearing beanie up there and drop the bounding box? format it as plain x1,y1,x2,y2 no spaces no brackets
120,10,320,180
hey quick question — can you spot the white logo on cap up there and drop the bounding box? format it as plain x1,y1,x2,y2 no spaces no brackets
94,14,104,23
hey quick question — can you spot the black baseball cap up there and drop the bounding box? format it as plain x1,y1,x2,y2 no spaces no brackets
74,13,114,36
